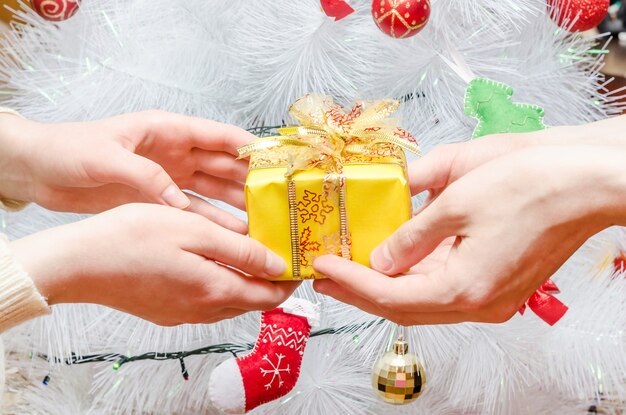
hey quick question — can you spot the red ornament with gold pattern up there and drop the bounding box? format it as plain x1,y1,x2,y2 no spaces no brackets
31,0,81,22
547,0,610,32
372,0,430,39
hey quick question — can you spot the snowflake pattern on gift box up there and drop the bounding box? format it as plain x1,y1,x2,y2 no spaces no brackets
297,189,334,224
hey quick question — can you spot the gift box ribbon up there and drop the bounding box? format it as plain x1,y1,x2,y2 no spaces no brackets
239,95,420,279
239,95,420,174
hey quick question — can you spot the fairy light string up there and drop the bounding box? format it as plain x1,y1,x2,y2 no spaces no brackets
37,318,386,384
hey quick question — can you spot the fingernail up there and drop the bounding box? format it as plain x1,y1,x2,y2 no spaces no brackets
371,244,394,272
265,251,286,276
161,185,191,209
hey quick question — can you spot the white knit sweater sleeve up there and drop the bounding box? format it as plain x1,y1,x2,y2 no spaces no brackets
0,234,50,333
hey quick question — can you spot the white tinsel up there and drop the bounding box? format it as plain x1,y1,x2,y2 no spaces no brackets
0,0,625,414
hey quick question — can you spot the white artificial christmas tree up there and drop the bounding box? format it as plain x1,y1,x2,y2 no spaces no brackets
1,0,625,413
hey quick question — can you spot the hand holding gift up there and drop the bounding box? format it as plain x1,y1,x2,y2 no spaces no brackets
0,109,293,331
314,118,626,326
9,203,296,328
239,94,421,281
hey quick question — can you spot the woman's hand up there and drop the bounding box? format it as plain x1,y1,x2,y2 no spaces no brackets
10,204,298,326
313,141,626,325
0,111,252,220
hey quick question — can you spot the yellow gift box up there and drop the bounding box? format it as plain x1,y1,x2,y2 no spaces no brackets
239,95,420,281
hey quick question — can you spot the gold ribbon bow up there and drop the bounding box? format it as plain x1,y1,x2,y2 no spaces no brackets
238,94,421,175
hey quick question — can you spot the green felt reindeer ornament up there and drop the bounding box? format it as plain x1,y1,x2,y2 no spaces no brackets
464,78,546,138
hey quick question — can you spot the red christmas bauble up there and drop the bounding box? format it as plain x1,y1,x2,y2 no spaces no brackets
372,0,430,39
31,0,81,22
548,0,609,32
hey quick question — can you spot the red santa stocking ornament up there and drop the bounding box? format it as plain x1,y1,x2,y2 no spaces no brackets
209,298,320,414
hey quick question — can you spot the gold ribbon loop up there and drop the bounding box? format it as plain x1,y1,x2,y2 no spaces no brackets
238,94,421,170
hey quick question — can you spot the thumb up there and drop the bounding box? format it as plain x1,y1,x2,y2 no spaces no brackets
370,194,461,275
408,144,462,195
102,150,190,209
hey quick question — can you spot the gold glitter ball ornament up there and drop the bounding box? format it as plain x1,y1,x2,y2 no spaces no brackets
371,338,425,404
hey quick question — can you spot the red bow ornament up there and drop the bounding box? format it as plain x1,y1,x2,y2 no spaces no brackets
518,279,568,326
321,0,355,21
